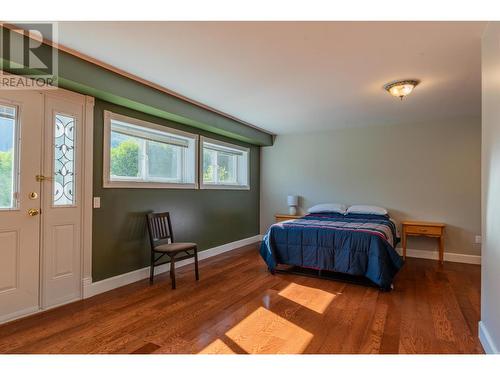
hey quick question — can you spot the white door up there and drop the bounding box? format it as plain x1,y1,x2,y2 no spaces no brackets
0,90,43,322
41,91,85,309
0,87,87,322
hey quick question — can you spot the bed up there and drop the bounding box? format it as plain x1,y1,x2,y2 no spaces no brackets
259,212,404,290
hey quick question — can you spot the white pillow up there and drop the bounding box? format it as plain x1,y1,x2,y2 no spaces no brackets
346,205,388,216
307,203,347,214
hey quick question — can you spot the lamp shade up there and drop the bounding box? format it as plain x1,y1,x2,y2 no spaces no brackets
287,195,298,206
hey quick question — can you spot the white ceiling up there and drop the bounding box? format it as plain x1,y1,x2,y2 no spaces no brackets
56,21,485,135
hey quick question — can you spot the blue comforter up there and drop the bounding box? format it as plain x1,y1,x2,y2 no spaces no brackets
260,213,403,289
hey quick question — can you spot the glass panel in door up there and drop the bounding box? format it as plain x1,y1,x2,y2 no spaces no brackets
0,104,18,210
53,113,76,206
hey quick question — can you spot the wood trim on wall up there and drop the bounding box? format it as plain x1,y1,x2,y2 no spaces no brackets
0,22,274,137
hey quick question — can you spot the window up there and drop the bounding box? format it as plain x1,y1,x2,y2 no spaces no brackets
201,137,249,189
103,111,198,188
0,104,18,210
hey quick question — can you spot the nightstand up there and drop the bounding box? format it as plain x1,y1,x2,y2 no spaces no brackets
402,221,446,264
275,214,302,223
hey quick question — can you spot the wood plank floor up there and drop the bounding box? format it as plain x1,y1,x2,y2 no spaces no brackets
0,243,483,354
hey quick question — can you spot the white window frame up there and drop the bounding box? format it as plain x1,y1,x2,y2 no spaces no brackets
200,136,250,190
0,100,20,211
103,111,199,189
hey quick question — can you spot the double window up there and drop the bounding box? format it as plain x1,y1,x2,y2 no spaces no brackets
103,112,249,190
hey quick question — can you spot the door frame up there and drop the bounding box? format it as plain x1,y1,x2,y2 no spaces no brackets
38,88,95,308
81,95,94,297
0,75,94,322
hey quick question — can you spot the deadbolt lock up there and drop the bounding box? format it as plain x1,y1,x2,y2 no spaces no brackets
29,192,38,200
35,174,53,182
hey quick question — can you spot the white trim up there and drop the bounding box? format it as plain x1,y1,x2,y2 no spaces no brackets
479,321,499,354
200,135,250,190
395,247,481,264
82,276,92,290
82,96,94,285
83,234,262,298
105,110,199,139
200,184,250,190
102,110,199,189
103,180,198,189
0,306,40,325
0,296,81,325
201,136,249,153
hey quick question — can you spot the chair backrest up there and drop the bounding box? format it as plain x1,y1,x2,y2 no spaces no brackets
146,212,174,249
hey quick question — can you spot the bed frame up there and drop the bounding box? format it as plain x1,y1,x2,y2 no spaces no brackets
271,265,394,291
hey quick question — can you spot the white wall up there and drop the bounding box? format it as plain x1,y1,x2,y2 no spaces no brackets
260,118,481,257
480,22,500,354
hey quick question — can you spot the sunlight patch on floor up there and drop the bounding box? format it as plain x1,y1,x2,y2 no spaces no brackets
198,339,236,354
224,307,313,354
278,282,336,314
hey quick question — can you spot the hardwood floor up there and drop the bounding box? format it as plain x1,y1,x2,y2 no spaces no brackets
0,243,483,354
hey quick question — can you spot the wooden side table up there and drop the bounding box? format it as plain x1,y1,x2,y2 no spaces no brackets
402,221,446,264
275,214,302,223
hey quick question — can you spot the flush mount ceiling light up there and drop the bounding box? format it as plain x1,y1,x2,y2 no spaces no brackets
384,79,420,100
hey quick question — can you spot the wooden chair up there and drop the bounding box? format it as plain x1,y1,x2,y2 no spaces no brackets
146,212,199,289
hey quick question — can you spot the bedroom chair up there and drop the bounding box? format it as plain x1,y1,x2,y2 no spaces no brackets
146,212,199,289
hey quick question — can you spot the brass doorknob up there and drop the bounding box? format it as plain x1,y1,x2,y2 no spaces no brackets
28,208,40,216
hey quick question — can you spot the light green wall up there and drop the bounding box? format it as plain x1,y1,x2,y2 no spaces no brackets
261,118,481,256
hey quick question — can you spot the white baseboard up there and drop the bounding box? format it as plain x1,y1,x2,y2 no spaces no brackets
0,306,40,325
258,235,480,264
83,234,262,298
479,321,499,354
396,247,481,265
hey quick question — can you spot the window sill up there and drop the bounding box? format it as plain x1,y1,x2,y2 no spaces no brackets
200,183,250,190
103,180,198,189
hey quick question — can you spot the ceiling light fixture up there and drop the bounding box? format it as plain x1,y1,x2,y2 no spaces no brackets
384,79,420,100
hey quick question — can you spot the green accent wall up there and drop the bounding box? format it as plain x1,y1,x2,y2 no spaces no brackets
1,26,273,146
92,100,260,281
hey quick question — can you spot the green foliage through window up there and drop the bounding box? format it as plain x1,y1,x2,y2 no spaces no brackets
203,148,230,183
110,139,140,177
0,149,13,208
203,164,228,182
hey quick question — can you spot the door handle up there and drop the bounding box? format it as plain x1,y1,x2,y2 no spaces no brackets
36,175,53,182
28,208,40,216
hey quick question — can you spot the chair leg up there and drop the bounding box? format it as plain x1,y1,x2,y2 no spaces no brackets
194,246,199,281
170,255,176,290
149,251,155,285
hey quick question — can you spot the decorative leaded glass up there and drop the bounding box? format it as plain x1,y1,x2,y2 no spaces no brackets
53,114,75,206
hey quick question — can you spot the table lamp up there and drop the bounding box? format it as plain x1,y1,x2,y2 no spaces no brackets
287,195,298,215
